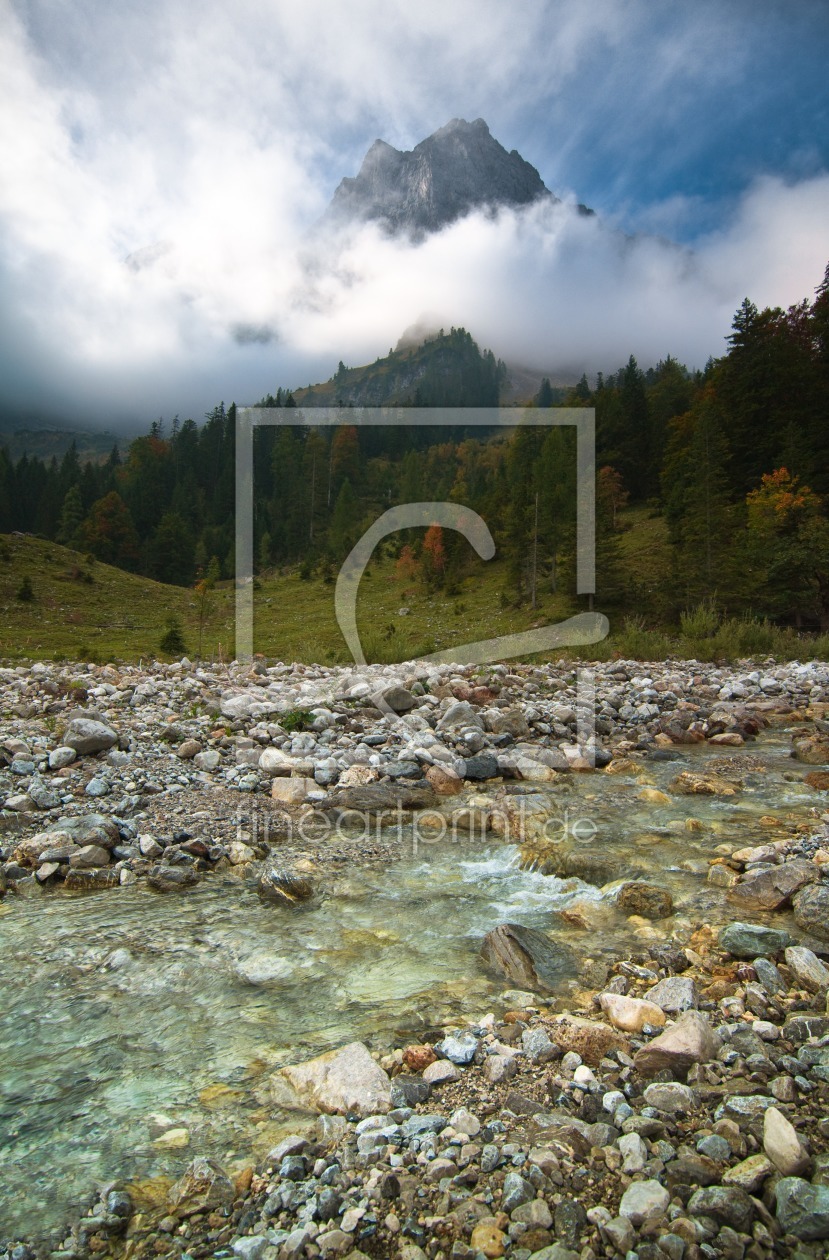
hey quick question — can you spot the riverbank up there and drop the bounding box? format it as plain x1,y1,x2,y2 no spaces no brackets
2,655,829,1258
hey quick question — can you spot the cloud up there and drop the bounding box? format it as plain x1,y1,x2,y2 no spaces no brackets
0,1,828,426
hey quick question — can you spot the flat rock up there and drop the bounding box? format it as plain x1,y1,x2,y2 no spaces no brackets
271,1041,392,1117
324,782,437,813
718,921,792,958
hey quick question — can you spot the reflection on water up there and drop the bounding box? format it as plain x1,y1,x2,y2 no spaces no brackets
0,730,818,1238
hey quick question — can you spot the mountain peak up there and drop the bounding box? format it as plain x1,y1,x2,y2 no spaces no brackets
326,118,552,237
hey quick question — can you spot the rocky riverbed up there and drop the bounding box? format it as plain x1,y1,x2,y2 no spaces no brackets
2,654,829,1259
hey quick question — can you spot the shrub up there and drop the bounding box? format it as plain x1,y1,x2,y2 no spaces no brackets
15,576,34,602
159,618,187,656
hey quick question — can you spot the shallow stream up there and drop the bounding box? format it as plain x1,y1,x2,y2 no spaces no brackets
0,731,820,1239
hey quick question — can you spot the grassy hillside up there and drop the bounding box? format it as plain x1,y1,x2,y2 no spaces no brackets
2,517,827,665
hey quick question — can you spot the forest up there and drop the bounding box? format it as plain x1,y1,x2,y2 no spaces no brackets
1,265,828,632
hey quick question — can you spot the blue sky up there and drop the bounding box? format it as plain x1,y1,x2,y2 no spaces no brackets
1,0,828,428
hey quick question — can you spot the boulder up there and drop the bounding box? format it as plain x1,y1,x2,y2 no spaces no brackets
547,1014,630,1067
775,1177,829,1240
46,813,120,849
728,860,817,912
68,844,110,869
480,923,574,994
792,733,829,765
599,992,666,1033
792,884,829,941
146,865,200,892
270,777,316,805
764,1105,810,1176
784,945,829,991
618,1180,670,1226
643,976,698,1013
257,865,314,906
271,1041,392,1117
371,685,417,713
615,881,674,920
718,921,792,958
687,1186,754,1233
633,1010,721,1079
62,717,119,755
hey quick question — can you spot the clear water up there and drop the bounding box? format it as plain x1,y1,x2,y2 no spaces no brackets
0,731,819,1240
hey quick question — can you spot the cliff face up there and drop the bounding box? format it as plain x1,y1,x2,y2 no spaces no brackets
325,117,554,236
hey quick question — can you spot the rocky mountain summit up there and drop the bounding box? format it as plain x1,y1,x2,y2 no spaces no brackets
325,118,588,237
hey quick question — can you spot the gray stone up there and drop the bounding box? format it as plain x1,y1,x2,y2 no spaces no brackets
697,1134,731,1162
719,921,792,958
521,1027,555,1060
618,1179,670,1225
437,1031,478,1064
753,956,787,994
390,1076,431,1107
463,753,499,780
642,1081,698,1114
728,860,817,911
688,1186,754,1232
257,864,314,906
68,844,110,869
784,945,829,991
775,1177,829,1240
62,717,119,755
793,884,829,941
231,1239,267,1260
644,975,698,1012
501,1171,535,1213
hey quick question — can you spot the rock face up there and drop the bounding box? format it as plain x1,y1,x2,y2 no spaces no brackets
325,118,569,237
271,1042,392,1117
479,923,573,993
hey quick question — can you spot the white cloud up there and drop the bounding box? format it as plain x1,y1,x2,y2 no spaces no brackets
0,1,827,423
